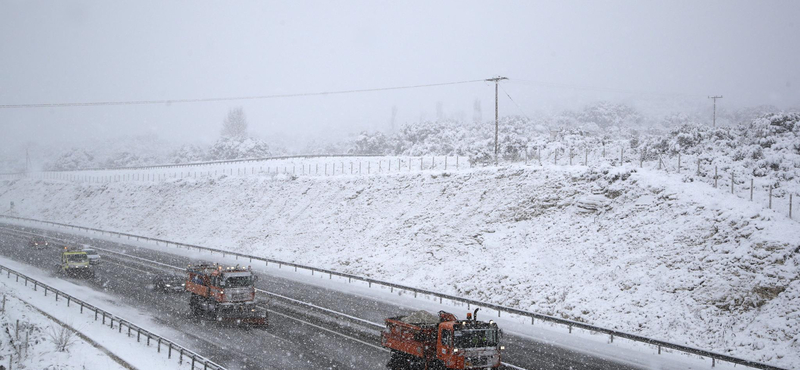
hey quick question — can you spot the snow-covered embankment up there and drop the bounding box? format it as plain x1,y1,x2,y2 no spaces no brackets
1,164,799,368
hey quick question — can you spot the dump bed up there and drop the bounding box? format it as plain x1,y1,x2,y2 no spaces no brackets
382,315,439,359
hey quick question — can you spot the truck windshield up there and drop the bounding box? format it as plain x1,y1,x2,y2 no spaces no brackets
67,254,88,263
224,276,252,288
454,329,498,348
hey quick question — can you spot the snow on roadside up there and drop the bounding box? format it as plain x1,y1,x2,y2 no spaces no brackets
0,256,198,370
1,163,799,368
0,284,131,370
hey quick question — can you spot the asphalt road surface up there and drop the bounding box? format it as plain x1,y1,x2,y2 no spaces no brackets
0,222,644,370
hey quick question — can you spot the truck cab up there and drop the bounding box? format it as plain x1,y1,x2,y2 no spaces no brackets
60,247,94,278
436,317,502,368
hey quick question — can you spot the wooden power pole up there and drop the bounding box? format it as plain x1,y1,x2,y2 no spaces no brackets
486,76,508,164
708,95,723,127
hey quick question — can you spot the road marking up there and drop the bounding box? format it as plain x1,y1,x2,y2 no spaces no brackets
268,310,388,352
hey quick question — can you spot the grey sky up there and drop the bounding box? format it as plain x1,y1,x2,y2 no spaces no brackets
1,0,798,147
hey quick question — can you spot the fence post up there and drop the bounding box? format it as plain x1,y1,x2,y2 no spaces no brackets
620,147,623,166
731,173,735,194
769,186,772,209
554,150,557,165
750,178,754,201
714,166,718,188
677,154,681,173
658,156,662,170
790,194,793,219
585,148,588,166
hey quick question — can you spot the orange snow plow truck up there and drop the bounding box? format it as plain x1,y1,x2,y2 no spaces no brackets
185,263,267,326
382,309,503,369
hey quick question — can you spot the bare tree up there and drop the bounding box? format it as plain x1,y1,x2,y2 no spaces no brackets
473,99,482,123
221,107,248,140
47,324,76,352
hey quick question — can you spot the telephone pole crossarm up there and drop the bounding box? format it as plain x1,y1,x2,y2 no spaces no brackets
486,76,509,165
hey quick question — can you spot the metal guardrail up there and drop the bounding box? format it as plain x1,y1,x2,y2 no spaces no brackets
0,261,226,370
0,214,787,370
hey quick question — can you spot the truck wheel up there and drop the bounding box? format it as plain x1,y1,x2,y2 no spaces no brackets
386,350,402,370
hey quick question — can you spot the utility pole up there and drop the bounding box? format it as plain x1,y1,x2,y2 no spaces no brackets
708,95,723,127
486,76,508,165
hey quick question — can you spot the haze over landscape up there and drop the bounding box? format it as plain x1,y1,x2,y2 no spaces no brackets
1,2,800,370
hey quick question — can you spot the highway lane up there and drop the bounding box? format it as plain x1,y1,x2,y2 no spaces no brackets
0,228,387,370
0,223,644,370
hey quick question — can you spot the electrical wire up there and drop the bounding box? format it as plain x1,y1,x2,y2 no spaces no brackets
509,78,703,98
499,84,532,121
0,79,485,109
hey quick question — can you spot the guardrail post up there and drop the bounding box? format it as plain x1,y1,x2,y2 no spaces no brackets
80,302,83,313
531,317,534,325
95,309,98,321
102,312,105,325
35,281,38,291
712,358,715,367
44,287,47,296
168,343,172,358
128,326,131,337
179,348,183,364
55,291,58,301
147,334,150,346
137,328,141,342
158,338,161,352
610,334,614,343
658,345,661,354
192,356,196,369
569,325,572,334
110,318,113,328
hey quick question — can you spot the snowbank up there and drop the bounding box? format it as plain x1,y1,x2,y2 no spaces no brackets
1,163,799,368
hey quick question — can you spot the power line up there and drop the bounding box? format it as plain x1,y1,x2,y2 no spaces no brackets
0,79,485,109
509,78,703,98
499,84,531,121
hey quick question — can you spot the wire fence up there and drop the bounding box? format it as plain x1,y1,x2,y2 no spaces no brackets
1,149,795,221
0,261,226,370
0,215,787,370
0,155,470,182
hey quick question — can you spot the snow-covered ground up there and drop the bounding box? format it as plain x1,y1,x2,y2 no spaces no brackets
1,162,798,368
0,256,202,370
0,286,131,370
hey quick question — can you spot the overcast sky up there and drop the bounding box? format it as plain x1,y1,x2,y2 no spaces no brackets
1,0,798,148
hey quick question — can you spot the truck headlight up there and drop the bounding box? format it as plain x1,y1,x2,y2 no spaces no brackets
500,346,505,350
453,348,459,353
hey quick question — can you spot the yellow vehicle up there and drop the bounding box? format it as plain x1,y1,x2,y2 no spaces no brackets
60,247,94,278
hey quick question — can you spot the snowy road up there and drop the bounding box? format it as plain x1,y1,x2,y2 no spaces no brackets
0,222,651,370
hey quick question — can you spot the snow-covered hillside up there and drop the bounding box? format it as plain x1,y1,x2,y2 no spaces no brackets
1,163,798,368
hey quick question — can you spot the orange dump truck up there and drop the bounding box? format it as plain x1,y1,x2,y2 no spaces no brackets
381,309,503,369
185,263,267,326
